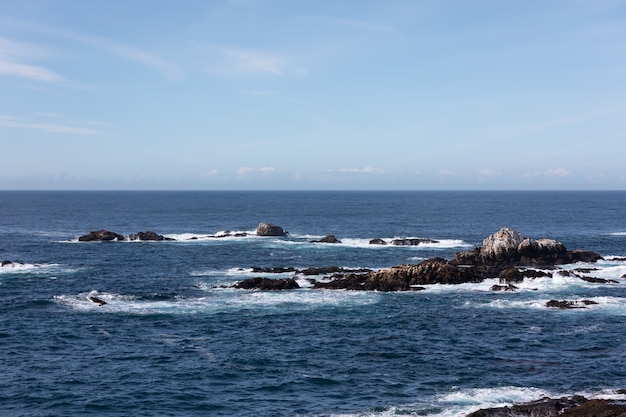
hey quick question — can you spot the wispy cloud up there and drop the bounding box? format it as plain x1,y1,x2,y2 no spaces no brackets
332,166,386,174
2,19,182,81
0,114,100,135
225,48,285,75
237,166,278,176
0,37,62,82
479,168,500,178
0,60,62,82
524,168,571,178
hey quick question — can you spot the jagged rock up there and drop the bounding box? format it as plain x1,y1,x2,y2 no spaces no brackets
234,277,300,290
251,266,297,274
546,299,598,309
369,238,387,245
310,235,341,243
88,296,107,306
255,223,288,236
1,260,13,267
129,231,174,241
491,284,518,291
391,238,439,246
453,227,602,267
78,229,126,242
466,396,589,417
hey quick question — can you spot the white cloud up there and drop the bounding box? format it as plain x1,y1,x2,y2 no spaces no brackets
237,166,255,176
237,166,278,176
544,168,571,177
225,48,285,75
479,168,500,177
202,169,219,178
2,20,181,81
0,60,62,82
0,114,99,135
335,166,385,174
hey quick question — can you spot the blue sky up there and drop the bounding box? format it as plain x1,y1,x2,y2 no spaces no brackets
1,0,625,190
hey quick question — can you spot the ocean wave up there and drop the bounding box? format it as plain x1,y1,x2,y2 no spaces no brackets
0,262,77,275
54,288,381,315
331,386,626,417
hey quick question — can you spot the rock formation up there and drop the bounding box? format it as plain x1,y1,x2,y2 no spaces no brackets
255,223,288,236
234,277,300,290
78,229,126,242
129,231,174,241
465,395,626,417
310,235,341,243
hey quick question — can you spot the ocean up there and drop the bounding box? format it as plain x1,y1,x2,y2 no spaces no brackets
1,190,625,417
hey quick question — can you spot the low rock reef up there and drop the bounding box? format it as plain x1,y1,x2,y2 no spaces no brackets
465,394,626,417
235,227,604,291
77,229,175,242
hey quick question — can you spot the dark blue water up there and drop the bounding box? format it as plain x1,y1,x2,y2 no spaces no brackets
1,191,626,416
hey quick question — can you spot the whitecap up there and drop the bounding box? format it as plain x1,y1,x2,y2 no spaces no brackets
55,288,381,315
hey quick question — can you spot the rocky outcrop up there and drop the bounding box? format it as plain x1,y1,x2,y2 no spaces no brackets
465,396,626,417
255,223,288,236
78,229,126,242
310,235,341,243
312,227,602,291
231,227,605,291
234,277,300,290
452,227,602,267
1,260,14,267
129,231,174,241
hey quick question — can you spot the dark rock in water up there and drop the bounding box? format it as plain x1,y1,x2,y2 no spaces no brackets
234,277,300,290
391,238,439,246
282,227,603,291
310,235,341,244
466,396,626,417
88,296,107,306
255,222,288,236
1,260,13,267
546,299,598,309
578,276,618,284
369,238,387,245
491,284,518,291
299,266,372,276
466,395,589,417
499,268,552,283
78,229,126,242
129,230,174,241
251,266,297,274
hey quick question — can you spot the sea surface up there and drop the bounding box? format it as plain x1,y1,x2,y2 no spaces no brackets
1,190,626,417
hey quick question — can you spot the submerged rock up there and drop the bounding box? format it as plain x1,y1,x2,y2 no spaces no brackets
391,238,439,246
546,299,598,309
78,229,126,242
256,223,288,236
1,260,13,267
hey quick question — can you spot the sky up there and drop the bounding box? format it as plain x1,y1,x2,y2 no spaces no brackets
1,0,625,190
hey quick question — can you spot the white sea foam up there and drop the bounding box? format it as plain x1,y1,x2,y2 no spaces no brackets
0,262,75,275
480,296,626,314
331,386,554,417
54,288,381,315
